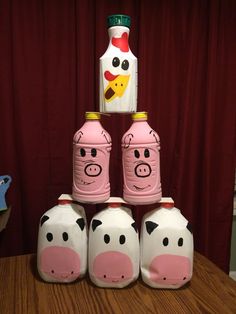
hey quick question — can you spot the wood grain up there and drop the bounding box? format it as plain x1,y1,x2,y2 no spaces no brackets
0,252,235,313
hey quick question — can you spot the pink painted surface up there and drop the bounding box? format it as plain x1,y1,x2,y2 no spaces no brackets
149,254,191,286
93,251,133,283
40,246,81,282
122,119,162,204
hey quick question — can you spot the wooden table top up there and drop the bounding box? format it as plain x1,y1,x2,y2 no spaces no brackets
0,251,236,313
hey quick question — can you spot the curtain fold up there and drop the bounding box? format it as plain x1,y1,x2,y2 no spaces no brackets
0,0,235,272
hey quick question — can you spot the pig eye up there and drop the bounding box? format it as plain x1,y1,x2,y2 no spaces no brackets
104,234,110,244
119,235,126,244
121,59,129,70
46,232,53,242
80,148,86,157
112,57,120,67
178,237,183,246
62,232,68,241
144,149,150,158
134,150,140,158
163,237,169,246
91,148,97,157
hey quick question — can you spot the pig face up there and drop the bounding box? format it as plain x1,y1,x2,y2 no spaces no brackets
37,206,87,283
122,130,160,193
141,208,194,289
73,130,111,195
89,209,139,288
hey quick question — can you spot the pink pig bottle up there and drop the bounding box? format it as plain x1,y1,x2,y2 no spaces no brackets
72,112,112,203
122,112,162,205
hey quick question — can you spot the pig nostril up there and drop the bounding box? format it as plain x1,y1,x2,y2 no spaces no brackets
121,275,124,278
51,270,54,274
163,277,166,280
183,277,186,280
104,275,106,278
71,271,74,274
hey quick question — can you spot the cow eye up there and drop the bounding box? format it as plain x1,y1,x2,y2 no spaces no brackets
121,59,129,70
104,234,110,244
178,237,183,246
62,232,69,241
112,57,120,67
163,237,169,246
46,232,53,242
134,150,140,158
80,148,86,157
91,148,97,157
119,235,126,244
144,149,150,158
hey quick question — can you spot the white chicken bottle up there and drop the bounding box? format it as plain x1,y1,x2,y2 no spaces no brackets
99,14,137,113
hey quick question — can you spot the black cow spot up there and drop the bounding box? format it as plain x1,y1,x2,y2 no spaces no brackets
145,221,159,235
104,234,110,244
178,237,183,246
40,215,49,226
119,235,126,244
63,232,69,241
163,237,169,246
76,218,85,231
46,232,53,242
92,219,102,231
186,222,193,234
131,222,137,233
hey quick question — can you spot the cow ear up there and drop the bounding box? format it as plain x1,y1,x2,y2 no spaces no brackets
92,219,102,231
76,218,85,231
40,215,49,226
145,221,158,235
186,222,193,234
131,222,137,233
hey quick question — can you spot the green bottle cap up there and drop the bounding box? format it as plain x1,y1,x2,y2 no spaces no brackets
107,14,131,28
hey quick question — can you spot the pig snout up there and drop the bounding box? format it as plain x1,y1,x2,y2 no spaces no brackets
134,162,151,177
93,251,133,283
40,246,81,281
85,163,102,177
149,254,191,285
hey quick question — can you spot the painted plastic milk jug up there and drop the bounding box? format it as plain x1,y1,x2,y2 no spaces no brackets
72,112,112,203
88,199,139,288
37,194,88,283
99,14,137,113
122,112,162,205
140,202,194,289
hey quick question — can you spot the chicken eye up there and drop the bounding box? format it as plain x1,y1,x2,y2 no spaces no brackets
112,57,120,67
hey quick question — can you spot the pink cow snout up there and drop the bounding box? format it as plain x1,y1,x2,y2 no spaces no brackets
93,251,133,283
149,254,191,285
40,246,81,282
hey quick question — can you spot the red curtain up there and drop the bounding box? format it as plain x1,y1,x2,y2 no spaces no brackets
0,0,235,273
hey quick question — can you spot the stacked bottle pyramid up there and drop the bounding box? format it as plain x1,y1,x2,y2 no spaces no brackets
37,15,194,289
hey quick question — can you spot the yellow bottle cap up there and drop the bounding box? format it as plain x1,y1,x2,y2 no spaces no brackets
85,112,101,120
132,112,148,120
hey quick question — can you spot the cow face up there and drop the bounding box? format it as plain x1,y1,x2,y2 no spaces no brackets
37,204,87,283
141,207,194,289
88,207,139,288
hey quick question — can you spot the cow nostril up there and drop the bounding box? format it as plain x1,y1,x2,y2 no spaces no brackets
51,270,54,274
104,275,106,278
183,277,186,280
71,271,74,275
163,277,166,280
121,275,124,278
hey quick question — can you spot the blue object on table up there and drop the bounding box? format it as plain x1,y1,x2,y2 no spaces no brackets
0,175,12,211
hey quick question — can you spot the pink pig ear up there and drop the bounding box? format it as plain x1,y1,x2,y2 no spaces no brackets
145,221,158,235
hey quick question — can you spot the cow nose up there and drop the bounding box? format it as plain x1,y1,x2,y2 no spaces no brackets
134,163,151,177
84,163,102,177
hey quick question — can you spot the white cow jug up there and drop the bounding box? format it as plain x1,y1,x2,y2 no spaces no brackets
140,202,194,289
88,198,139,288
37,194,88,283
